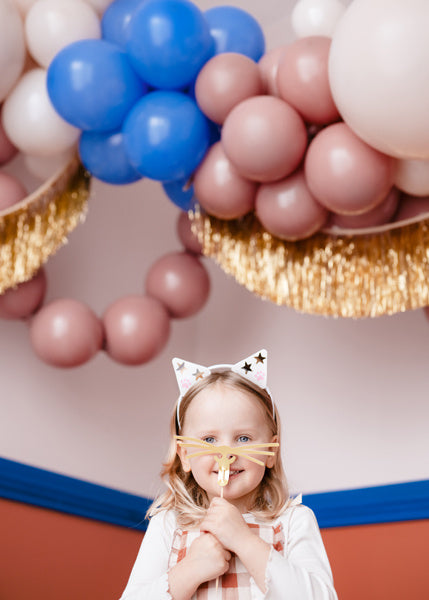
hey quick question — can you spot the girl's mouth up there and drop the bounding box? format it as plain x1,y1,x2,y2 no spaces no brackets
214,469,244,479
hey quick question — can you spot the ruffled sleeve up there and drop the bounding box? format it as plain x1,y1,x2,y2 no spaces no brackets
119,511,177,600
249,505,338,600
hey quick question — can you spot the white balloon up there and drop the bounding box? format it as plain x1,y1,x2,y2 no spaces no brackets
291,0,346,38
24,147,76,181
25,0,101,68
0,0,26,102
82,0,114,16
329,0,429,159
12,0,38,17
2,68,81,156
394,159,429,197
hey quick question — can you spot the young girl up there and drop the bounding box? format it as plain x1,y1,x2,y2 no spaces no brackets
120,350,337,600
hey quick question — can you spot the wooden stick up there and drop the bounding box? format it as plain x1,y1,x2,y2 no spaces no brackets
215,486,224,598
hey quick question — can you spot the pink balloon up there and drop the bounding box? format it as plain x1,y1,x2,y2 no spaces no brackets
193,141,257,219
195,52,264,125
0,268,46,319
0,172,27,212
145,252,210,318
221,96,307,182
277,36,340,125
394,194,429,222
305,122,394,214
30,298,103,367
0,107,18,165
103,295,170,366
258,45,288,97
328,187,400,229
255,168,328,240
176,212,202,255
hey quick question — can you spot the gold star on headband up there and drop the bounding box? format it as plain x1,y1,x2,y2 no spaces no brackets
242,361,252,374
193,369,205,380
175,361,186,371
254,352,266,364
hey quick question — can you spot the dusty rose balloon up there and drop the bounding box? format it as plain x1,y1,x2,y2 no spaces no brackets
0,268,46,319
394,158,429,197
103,295,170,366
0,172,27,212
277,36,340,125
221,96,307,182
145,252,210,319
193,142,257,219
0,108,18,165
255,168,328,240
195,53,264,125
177,212,202,255
305,122,394,214
328,187,400,229
30,298,103,367
394,194,429,222
258,45,288,97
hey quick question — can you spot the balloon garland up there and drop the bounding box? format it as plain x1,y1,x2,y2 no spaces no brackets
2,0,429,366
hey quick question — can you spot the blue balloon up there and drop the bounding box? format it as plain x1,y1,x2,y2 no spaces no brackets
79,130,142,185
204,6,265,61
126,0,214,89
47,39,147,131
162,179,195,211
102,0,148,49
123,91,210,181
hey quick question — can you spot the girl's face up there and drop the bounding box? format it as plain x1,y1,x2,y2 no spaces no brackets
178,382,277,513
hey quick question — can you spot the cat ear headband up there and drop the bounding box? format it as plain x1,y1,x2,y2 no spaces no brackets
172,349,273,428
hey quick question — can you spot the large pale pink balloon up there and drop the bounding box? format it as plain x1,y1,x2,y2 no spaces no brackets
2,68,80,156
0,172,27,212
328,188,400,230
329,0,429,159
394,195,429,222
25,0,101,69
195,53,264,125
193,142,257,219
305,123,394,215
221,96,307,183
103,295,170,366
176,212,202,255
145,252,210,318
277,36,340,125
0,268,46,319
255,169,328,240
30,298,103,367
0,107,18,165
394,159,429,197
0,0,26,102
258,46,288,97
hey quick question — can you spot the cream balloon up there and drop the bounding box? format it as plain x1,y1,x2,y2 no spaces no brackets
0,0,26,102
291,0,346,38
25,0,101,68
394,159,429,197
11,0,37,17
2,68,80,156
329,0,429,159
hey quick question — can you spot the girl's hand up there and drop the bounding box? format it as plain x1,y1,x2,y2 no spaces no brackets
186,531,232,583
199,497,254,555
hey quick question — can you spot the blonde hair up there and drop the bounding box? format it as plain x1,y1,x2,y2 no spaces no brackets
147,370,290,528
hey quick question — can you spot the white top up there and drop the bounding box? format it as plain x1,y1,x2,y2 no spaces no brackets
119,503,338,600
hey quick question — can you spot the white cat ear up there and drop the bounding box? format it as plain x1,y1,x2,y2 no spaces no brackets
172,358,211,397
231,349,268,390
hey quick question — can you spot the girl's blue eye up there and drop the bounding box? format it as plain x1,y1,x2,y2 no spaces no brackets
203,436,215,444
238,435,250,443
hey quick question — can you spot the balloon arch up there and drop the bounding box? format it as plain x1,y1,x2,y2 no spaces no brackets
1,0,429,368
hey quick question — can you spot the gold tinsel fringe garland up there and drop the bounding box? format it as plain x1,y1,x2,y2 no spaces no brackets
190,209,429,318
0,156,91,294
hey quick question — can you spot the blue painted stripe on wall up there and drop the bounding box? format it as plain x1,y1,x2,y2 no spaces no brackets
0,457,150,531
0,457,428,530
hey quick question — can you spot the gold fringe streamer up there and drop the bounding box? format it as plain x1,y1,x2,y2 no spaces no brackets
0,156,91,294
190,209,429,318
